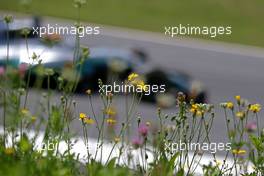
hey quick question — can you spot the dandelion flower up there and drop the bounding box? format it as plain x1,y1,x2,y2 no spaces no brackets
31,116,37,122
128,73,148,92
128,73,139,81
236,111,245,119
192,104,199,110
190,108,197,114
106,118,117,125
235,95,241,102
83,117,95,125
226,102,234,109
190,104,198,113
249,104,261,113
114,137,120,143
104,108,116,116
196,110,204,117
79,113,87,120
232,149,246,155
21,108,29,116
136,80,148,92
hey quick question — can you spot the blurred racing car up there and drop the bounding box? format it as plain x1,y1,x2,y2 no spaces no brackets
0,35,207,106
0,40,206,107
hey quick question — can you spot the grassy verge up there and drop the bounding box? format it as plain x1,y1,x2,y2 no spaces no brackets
0,0,264,45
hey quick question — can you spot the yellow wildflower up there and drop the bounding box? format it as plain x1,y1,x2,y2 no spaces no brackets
114,137,120,143
236,111,245,119
31,116,37,122
21,108,29,115
79,113,87,120
196,110,204,117
106,118,117,125
232,149,246,155
105,108,116,116
4,147,15,155
190,104,204,117
226,102,234,109
235,95,241,102
83,117,95,125
128,73,148,92
192,104,198,110
190,104,198,113
136,80,148,92
249,104,261,113
128,73,139,81
190,108,196,114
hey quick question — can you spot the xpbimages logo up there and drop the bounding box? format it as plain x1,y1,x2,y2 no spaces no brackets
32,24,100,37
98,82,166,96
164,140,232,154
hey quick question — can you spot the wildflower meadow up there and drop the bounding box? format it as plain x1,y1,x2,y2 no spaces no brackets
0,1,264,176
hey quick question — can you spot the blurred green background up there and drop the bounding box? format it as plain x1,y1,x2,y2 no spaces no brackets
1,0,264,47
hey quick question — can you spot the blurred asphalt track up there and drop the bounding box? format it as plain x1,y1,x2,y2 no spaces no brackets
2,14,264,150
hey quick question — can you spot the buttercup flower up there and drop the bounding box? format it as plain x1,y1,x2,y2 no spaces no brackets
79,113,94,125
106,118,117,125
235,95,241,103
196,110,204,117
128,73,149,92
128,73,139,81
226,102,234,109
192,104,199,110
190,104,206,117
83,117,95,125
79,113,87,120
190,104,198,113
104,107,116,116
249,104,261,113
232,149,246,155
21,108,30,116
114,137,120,143
31,116,37,122
135,80,148,92
236,111,245,119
